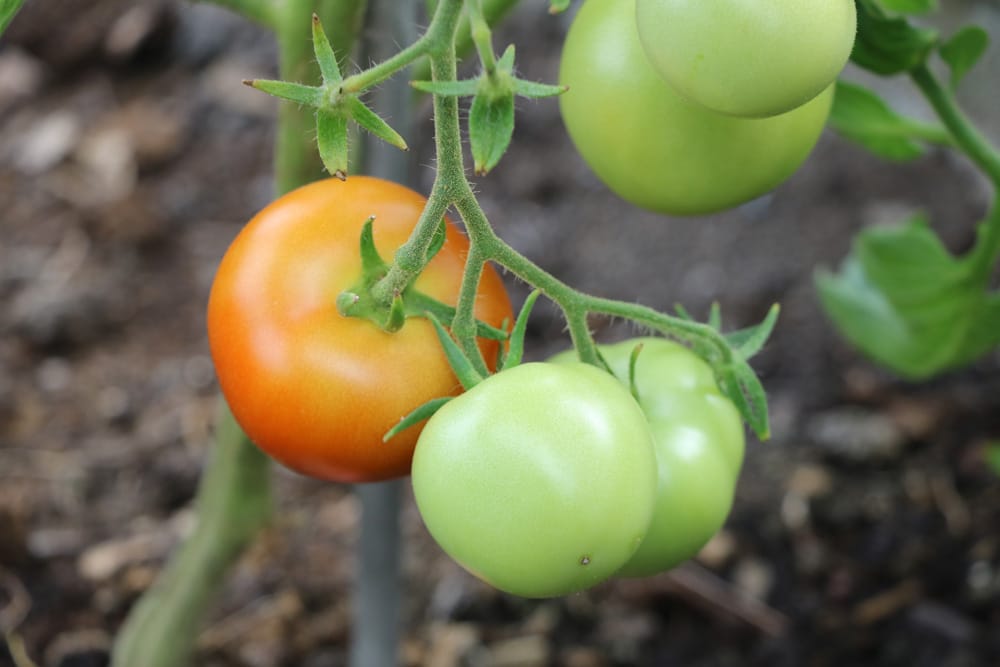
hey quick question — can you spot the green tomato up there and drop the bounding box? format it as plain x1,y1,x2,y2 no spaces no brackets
411,362,658,598
552,339,745,577
558,0,833,216
637,0,856,118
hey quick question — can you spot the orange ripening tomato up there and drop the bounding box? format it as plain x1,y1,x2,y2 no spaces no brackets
207,176,513,483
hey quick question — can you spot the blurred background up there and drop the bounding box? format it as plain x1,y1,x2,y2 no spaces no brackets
1,1,999,665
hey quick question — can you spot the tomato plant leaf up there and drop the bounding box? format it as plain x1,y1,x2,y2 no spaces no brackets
410,80,480,96
383,396,452,442
469,87,515,175
0,0,25,35
500,289,540,370
816,215,1000,378
316,108,349,179
346,97,409,151
312,13,343,85
247,79,324,107
940,26,989,90
852,0,938,75
830,81,950,161
725,304,780,361
425,312,484,390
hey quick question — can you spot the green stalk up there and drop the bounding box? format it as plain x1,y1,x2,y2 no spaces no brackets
910,64,1000,275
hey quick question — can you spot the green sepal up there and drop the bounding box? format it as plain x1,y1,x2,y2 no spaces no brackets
312,13,343,85
410,80,480,97
407,292,508,341
358,216,389,278
383,397,452,442
346,97,409,151
384,292,406,333
336,291,361,316
674,304,694,322
829,81,951,161
425,217,448,262
512,80,567,99
496,44,515,72
499,289,540,370
426,312,484,390
940,26,989,90
246,79,324,107
852,0,938,75
469,85,515,176
724,304,780,361
627,343,644,403
816,214,1000,379
548,0,571,14
317,107,349,179
717,361,771,441
707,302,722,331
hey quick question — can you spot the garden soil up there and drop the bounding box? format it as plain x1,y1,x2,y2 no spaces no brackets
1,2,999,666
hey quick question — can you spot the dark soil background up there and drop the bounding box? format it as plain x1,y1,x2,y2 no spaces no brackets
2,1,1000,666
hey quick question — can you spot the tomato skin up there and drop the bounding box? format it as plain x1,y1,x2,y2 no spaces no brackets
637,0,856,118
207,176,513,483
411,362,658,598
558,0,833,216
552,339,745,577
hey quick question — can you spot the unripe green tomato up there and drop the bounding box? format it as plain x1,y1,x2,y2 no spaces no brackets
552,339,745,577
637,0,857,118
411,362,658,598
558,0,833,216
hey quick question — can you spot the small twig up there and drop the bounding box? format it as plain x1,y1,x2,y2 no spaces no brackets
619,561,789,637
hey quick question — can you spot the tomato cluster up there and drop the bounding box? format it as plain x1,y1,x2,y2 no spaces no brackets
559,0,854,216
411,339,744,597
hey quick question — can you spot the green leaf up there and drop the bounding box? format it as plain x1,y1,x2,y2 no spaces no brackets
500,289,540,370
312,13,343,85
1,0,25,36
940,27,989,90
346,97,408,151
724,304,780,361
817,215,1000,379
497,44,516,72
469,87,515,175
316,108,349,179
425,312,484,390
830,81,949,161
247,79,324,107
383,397,452,442
852,0,938,75
410,79,480,96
